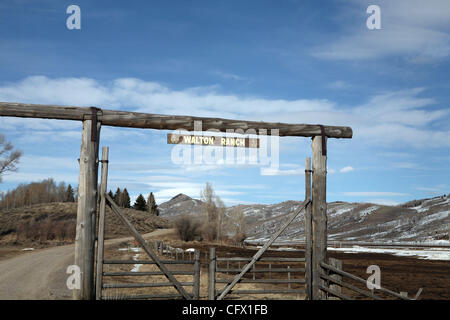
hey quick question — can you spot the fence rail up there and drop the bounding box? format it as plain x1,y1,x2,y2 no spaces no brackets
216,257,305,262
320,260,413,300
100,238,201,300
103,259,195,265
209,248,307,300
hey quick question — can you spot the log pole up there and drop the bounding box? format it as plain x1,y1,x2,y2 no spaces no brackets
74,120,101,300
311,135,327,300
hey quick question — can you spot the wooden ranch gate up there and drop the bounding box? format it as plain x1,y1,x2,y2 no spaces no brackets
0,102,353,300
95,147,201,300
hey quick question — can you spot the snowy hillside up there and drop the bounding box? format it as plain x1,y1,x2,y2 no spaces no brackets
159,193,450,243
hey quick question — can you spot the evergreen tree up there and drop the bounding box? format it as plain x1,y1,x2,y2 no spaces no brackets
114,188,122,206
66,184,75,202
122,188,131,208
147,192,159,216
107,190,114,200
133,194,147,211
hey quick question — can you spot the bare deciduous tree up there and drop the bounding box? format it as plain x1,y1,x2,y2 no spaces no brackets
0,134,22,183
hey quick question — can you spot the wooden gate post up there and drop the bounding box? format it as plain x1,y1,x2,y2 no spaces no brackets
304,157,312,300
95,146,109,300
208,247,216,300
193,250,201,300
311,135,327,300
74,119,101,300
327,258,342,300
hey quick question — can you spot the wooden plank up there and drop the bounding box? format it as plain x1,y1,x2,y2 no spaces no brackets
304,157,312,300
320,262,412,300
103,271,195,276
103,282,194,289
216,267,305,273
208,247,216,300
193,250,201,300
319,285,352,300
216,279,306,284
103,259,194,264
320,273,383,300
311,136,327,300
95,146,109,300
105,194,191,300
217,200,310,300
216,257,305,262
327,258,342,300
0,102,353,138
167,133,260,148
74,120,100,300
217,289,306,295
103,293,184,300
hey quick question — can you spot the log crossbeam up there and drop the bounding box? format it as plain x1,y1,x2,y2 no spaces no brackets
0,102,353,138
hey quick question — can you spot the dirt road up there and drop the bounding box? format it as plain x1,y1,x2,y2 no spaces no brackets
0,229,175,300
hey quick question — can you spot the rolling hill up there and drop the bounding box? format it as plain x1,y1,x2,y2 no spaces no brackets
158,193,450,243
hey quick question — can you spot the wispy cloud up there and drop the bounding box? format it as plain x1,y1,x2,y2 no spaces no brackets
342,192,408,197
328,81,352,90
1,76,449,150
312,0,450,62
340,166,354,173
210,70,248,82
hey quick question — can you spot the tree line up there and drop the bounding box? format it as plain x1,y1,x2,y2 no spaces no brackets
0,178,75,210
0,178,160,217
108,187,159,216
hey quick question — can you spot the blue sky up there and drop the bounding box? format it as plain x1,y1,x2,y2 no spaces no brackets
0,0,449,206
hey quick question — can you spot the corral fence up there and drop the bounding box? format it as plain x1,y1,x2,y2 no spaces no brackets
319,257,415,300
99,240,201,300
208,248,307,299
95,147,200,300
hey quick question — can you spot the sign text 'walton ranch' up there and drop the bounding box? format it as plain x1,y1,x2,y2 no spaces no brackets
167,134,260,148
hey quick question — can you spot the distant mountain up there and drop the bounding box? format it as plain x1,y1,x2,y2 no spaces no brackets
158,193,450,243
158,193,204,217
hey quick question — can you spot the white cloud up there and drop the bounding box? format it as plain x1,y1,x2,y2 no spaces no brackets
340,166,354,173
342,192,408,197
367,199,400,206
392,162,417,169
328,81,352,90
0,76,449,149
312,0,450,62
260,167,304,176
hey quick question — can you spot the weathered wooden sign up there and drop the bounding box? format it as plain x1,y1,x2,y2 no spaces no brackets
167,133,260,148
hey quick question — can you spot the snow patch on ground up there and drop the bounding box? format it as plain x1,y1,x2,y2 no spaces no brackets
359,206,379,218
131,253,143,272
328,246,450,261
118,247,142,252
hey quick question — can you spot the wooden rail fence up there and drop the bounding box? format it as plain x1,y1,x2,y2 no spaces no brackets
319,258,414,300
95,146,200,300
208,248,307,299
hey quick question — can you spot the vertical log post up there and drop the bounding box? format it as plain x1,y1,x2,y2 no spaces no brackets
208,247,216,300
95,146,109,300
193,250,201,300
74,119,101,300
311,135,327,300
304,157,312,300
328,258,342,300
288,266,291,289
